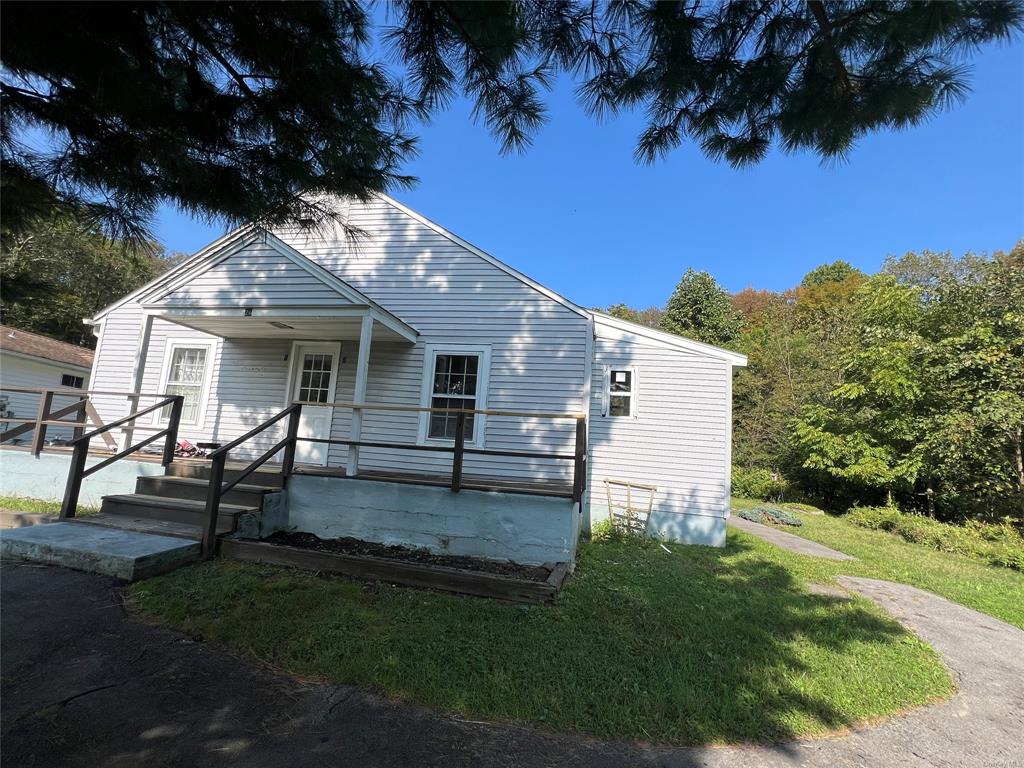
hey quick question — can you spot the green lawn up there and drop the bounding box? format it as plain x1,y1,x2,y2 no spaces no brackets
732,498,1024,629
0,495,99,516
129,528,952,745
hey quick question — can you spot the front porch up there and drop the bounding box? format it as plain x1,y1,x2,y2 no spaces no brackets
1,381,587,584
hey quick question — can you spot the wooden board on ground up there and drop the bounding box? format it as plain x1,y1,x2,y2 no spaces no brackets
218,538,567,605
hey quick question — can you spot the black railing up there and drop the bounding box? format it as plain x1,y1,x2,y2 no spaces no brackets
60,395,184,519
200,404,302,558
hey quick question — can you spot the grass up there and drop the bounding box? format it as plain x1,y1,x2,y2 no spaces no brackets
129,530,953,745
731,498,1024,629
0,495,99,516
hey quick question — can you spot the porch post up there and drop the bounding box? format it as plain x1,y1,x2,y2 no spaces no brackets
124,314,154,451
347,312,373,476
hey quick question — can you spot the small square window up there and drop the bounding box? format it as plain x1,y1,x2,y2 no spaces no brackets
61,374,84,389
605,368,636,417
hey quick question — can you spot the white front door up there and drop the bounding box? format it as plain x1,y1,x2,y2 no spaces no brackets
290,342,340,466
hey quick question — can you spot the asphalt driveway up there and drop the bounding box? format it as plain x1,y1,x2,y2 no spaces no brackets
3,561,1022,767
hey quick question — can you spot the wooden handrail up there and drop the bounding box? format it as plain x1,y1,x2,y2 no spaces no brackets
201,404,303,558
207,404,301,458
295,400,586,421
59,395,184,520
69,397,178,444
0,385,174,398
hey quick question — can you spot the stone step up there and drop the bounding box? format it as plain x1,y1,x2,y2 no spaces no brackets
165,460,284,488
100,494,256,530
0,521,200,581
73,512,231,540
135,475,275,507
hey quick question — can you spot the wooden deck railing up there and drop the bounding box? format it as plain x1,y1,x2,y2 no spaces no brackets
292,400,589,502
59,395,184,519
0,386,171,455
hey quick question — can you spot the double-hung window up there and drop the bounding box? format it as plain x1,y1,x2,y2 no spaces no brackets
159,342,213,425
604,367,637,417
421,345,490,444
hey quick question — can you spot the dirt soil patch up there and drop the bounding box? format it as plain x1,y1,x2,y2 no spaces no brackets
262,531,552,582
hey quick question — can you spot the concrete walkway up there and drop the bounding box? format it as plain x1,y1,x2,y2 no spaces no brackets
4,562,1023,767
729,516,856,560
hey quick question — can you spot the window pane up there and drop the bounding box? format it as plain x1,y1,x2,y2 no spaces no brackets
166,383,202,423
431,353,480,401
298,352,333,403
609,395,631,417
610,370,632,393
429,396,475,439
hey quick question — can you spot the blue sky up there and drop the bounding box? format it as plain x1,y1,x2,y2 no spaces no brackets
156,38,1024,309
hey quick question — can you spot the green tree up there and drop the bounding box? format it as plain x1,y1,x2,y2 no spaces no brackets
3,2,1020,240
790,244,1024,520
660,269,743,345
801,260,864,287
0,215,172,346
606,303,642,323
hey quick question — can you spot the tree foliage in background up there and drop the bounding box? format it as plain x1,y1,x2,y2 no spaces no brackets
0,216,174,347
791,245,1024,520
660,268,743,345
3,1,1021,242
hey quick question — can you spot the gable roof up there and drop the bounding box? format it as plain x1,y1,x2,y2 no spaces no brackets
86,194,592,324
593,312,748,366
0,325,94,369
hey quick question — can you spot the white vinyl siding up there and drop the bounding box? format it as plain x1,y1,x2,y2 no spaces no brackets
587,325,732,542
0,352,91,442
157,242,355,307
88,196,590,480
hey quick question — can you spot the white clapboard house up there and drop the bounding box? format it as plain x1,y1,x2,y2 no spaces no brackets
78,195,745,565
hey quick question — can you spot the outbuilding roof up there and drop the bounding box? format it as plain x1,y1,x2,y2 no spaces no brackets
0,325,94,370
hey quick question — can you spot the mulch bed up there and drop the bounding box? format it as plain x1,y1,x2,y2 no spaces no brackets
263,531,552,582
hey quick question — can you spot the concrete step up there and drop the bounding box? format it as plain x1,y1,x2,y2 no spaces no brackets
0,521,200,581
135,475,275,508
100,494,256,531
165,460,284,488
73,512,231,540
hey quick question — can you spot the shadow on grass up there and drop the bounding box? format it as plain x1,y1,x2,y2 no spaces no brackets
128,534,945,747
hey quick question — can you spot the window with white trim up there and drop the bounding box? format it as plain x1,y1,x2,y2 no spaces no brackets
605,367,637,417
427,353,480,440
160,344,210,425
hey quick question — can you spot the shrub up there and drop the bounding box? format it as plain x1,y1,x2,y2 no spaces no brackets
845,506,1024,571
737,505,803,527
591,517,648,544
732,468,790,501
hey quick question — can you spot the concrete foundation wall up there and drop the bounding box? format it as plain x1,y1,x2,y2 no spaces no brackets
0,449,164,507
587,499,727,547
286,475,578,565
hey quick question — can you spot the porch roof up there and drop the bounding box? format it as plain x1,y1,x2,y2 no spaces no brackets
143,305,417,343
136,230,418,343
